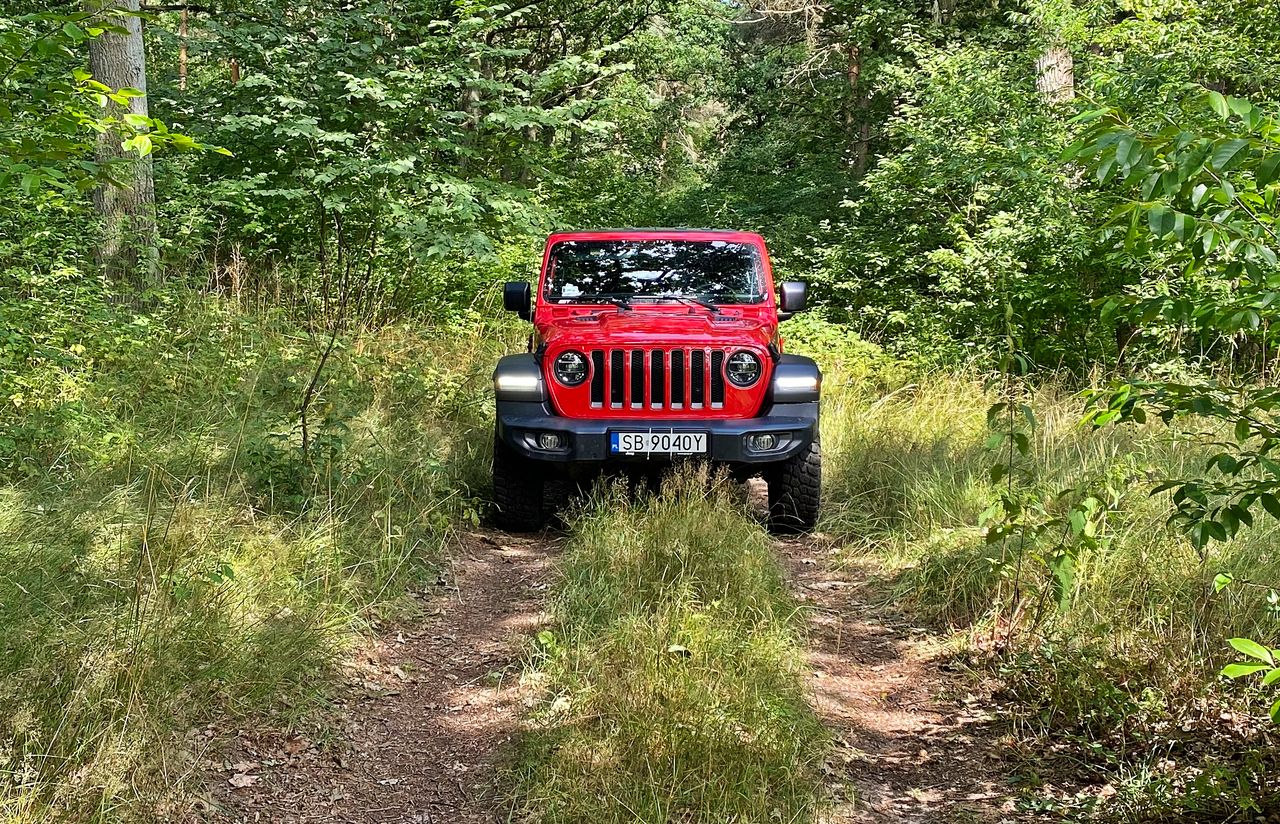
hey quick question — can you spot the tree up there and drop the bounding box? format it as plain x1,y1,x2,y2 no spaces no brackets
87,0,157,286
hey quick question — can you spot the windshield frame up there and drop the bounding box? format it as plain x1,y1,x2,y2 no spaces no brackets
540,237,769,307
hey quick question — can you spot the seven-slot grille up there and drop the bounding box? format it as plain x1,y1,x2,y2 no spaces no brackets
588,348,730,410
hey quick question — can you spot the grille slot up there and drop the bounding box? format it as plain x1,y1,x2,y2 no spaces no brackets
690,350,705,407
670,349,685,407
590,350,605,407
710,351,725,407
630,350,644,407
650,349,665,408
609,350,625,407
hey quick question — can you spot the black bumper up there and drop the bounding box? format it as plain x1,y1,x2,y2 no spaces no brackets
495,400,819,465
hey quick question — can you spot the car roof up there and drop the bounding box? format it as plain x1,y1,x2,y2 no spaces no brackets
546,228,766,244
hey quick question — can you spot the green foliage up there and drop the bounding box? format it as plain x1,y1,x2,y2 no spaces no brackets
0,10,219,197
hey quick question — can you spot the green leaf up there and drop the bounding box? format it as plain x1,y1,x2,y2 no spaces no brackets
1191,183,1211,209
1207,90,1230,119
1148,204,1175,238
1210,139,1251,172
1235,419,1251,442
1222,662,1269,678
1264,668,1280,686
1261,493,1280,520
1228,637,1275,664
1270,698,1280,724
1259,154,1280,187
1213,572,1234,593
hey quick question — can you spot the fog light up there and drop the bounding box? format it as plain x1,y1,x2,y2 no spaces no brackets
747,433,778,451
537,432,564,450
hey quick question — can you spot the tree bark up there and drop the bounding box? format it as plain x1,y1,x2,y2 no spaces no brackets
845,43,869,176
178,5,188,91
88,0,159,287
1036,44,1075,103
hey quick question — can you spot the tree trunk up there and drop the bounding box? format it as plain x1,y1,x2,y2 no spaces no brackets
1036,45,1075,103
178,5,188,91
845,44,870,176
88,0,158,287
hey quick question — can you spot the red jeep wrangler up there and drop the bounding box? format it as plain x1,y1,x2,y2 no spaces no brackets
492,229,821,532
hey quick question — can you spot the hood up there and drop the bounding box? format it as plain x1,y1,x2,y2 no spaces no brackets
536,307,776,350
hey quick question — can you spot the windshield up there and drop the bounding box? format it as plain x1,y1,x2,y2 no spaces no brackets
544,239,766,305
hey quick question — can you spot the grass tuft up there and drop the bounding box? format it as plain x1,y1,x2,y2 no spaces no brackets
509,468,826,823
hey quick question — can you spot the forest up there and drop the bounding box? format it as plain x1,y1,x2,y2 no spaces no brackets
2,0,1280,820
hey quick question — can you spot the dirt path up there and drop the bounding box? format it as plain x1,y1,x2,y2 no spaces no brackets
200,523,1027,824
203,530,556,823
777,537,1026,823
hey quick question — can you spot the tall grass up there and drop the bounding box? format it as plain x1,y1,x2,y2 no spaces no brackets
0,294,511,821
509,469,826,823
817,365,1280,815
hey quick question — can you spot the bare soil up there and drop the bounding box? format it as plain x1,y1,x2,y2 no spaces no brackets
198,530,556,824
197,523,1032,824
777,536,1028,823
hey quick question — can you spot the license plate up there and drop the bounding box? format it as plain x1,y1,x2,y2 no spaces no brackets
610,431,707,454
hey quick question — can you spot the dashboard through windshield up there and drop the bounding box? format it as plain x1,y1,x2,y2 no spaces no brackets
544,239,766,305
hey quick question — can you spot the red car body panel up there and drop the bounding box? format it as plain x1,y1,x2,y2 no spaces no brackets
533,230,781,421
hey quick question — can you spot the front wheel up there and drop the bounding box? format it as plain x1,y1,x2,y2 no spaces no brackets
765,440,821,534
492,434,548,532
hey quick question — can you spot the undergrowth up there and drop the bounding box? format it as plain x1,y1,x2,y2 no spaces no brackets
509,469,826,823
0,288,508,821
817,366,1280,818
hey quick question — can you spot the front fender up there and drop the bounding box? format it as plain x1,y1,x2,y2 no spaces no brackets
767,354,821,404
492,353,546,403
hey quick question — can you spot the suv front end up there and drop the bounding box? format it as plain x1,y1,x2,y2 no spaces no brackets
491,230,821,532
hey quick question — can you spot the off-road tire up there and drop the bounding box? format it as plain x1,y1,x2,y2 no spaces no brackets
765,440,821,534
492,434,547,532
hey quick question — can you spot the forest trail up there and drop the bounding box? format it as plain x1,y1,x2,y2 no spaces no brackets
779,538,1024,823
201,527,1024,823
204,530,557,823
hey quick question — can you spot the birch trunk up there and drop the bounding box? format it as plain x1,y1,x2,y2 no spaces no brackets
1036,45,1075,103
88,0,158,287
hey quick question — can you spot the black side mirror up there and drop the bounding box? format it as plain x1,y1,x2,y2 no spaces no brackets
503,281,532,320
779,281,808,316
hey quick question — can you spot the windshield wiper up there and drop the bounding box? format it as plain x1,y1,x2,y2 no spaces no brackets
656,294,721,314
564,294,632,311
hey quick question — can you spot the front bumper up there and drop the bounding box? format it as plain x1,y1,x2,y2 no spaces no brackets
495,400,819,464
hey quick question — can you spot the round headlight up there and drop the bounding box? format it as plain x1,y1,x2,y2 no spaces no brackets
553,350,589,386
725,350,762,387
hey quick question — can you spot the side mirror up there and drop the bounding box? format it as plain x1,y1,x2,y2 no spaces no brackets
503,280,532,320
779,281,808,316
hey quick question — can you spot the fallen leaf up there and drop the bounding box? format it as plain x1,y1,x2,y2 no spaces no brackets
228,773,258,789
